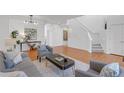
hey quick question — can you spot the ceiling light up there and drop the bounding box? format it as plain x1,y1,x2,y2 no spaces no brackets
24,15,38,25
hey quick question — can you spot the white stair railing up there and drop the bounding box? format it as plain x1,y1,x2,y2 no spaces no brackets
74,18,104,52
74,18,93,52
74,18,94,40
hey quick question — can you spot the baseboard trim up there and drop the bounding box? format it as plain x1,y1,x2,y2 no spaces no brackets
111,54,124,62
110,53,124,57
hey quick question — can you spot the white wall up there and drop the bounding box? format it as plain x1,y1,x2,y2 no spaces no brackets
67,15,107,52
77,15,107,51
9,19,44,41
67,19,91,52
76,15,106,33
45,24,63,47
67,15,124,55
9,19,45,51
0,16,9,50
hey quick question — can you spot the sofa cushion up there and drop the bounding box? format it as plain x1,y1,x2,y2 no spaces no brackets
4,57,15,69
0,71,27,77
100,63,120,77
13,53,22,65
75,69,99,77
4,52,23,65
14,61,42,77
87,69,99,75
90,60,107,73
4,52,18,59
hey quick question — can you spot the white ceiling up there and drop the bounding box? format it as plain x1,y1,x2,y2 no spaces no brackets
39,15,81,24
9,15,81,24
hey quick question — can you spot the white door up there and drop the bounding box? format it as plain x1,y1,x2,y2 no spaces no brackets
109,25,123,55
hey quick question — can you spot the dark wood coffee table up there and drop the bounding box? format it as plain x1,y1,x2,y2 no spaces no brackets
46,54,75,76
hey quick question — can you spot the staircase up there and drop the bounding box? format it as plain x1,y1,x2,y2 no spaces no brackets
74,18,104,53
92,43,104,52
91,33,104,53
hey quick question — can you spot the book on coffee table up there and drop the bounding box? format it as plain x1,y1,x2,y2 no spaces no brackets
55,57,64,62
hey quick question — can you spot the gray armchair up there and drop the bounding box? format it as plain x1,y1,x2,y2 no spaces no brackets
75,60,124,77
37,45,53,62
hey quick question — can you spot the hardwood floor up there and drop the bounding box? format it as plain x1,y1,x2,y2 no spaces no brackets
53,46,91,64
53,46,124,67
28,46,124,67
92,53,123,66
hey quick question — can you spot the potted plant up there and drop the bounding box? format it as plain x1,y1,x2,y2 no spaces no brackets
11,30,18,38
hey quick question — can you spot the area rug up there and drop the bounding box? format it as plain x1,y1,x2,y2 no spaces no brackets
33,55,89,77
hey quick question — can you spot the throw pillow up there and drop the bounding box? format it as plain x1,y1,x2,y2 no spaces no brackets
4,57,15,69
40,45,48,51
4,52,23,65
13,53,23,65
100,63,120,77
4,51,19,59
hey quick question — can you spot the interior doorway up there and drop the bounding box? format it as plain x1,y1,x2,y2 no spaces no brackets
63,30,68,46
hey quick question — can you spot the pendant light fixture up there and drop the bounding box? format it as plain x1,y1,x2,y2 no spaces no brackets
24,15,38,25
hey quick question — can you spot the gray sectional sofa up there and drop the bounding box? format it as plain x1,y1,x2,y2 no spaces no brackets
0,51,42,77
75,60,124,77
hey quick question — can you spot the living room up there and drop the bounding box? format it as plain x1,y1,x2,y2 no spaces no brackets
1,0,124,93
0,15,124,77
